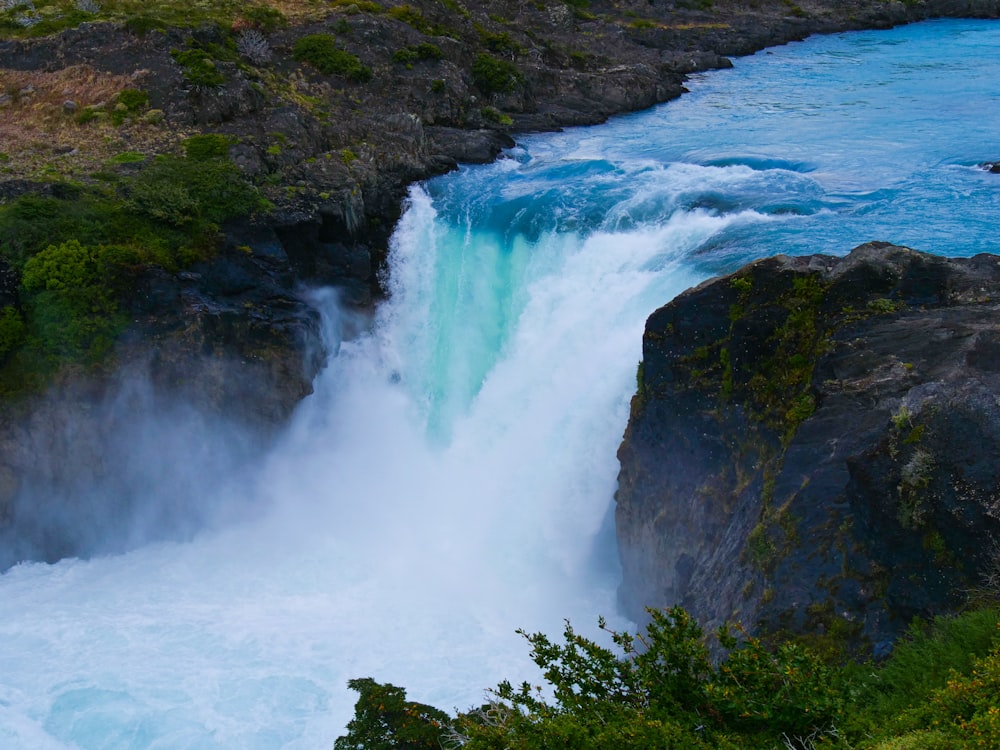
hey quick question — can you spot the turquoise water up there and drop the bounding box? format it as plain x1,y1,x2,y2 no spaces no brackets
1,18,998,749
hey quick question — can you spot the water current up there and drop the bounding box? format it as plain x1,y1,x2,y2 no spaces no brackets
1,18,999,749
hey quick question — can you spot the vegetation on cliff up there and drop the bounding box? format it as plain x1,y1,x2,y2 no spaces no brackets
0,142,265,396
336,603,1000,749
1,0,993,399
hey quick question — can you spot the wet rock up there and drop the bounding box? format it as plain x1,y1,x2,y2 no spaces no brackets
617,243,1000,651
426,126,515,164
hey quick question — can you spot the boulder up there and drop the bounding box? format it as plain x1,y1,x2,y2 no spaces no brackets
616,242,1000,653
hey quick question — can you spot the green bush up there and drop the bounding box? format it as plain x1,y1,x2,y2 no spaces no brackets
239,5,287,31
0,306,25,360
476,25,524,56
75,107,102,125
292,34,371,81
336,605,1000,750
386,4,430,31
107,152,147,164
848,606,1000,739
182,133,233,161
125,154,264,231
125,15,168,35
21,240,136,361
392,42,443,65
471,53,522,95
171,47,226,87
334,678,450,750
116,88,149,112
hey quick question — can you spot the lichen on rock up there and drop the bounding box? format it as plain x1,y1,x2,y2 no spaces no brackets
617,242,1000,655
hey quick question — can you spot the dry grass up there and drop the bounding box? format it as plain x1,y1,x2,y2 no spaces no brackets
0,65,176,179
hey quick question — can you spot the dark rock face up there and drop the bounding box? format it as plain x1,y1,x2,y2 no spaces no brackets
0,233,326,568
617,243,1000,651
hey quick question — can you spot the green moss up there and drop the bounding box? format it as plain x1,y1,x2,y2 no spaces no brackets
868,297,905,314
331,0,384,12
897,448,934,528
438,0,470,15
720,346,732,398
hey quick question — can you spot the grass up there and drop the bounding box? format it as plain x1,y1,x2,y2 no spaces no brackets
0,0,322,39
0,65,173,181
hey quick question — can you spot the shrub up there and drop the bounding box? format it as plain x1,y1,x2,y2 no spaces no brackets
182,133,233,161
852,606,1000,734
480,106,512,126
21,239,136,360
125,14,167,35
336,606,1000,750
236,28,271,64
106,151,146,164
292,34,371,81
476,25,524,56
116,88,149,112
0,305,25,360
110,88,149,126
74,106,101,125
392,42,443,65
471,53,522,95
334,678,450,750
171,47,226,87
238,4,286,31
125,154,263,230
330,0,383,10
386,4,427,29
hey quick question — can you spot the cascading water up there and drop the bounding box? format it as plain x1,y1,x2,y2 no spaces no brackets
1,18,999,749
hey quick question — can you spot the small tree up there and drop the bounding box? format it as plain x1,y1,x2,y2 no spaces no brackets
335,677,450,750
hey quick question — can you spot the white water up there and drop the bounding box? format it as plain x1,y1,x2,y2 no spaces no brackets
0,183,730,748
2,18,1000,748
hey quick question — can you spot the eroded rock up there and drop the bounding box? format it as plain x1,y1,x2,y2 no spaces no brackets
617,243,1000,652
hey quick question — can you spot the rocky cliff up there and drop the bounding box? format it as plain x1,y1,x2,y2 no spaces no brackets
2,0,1000,567
617,242,1000,653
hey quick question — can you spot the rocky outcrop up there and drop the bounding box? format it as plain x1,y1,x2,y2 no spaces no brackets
2,0,1000,569
617,243,1000,653
0,228,325,568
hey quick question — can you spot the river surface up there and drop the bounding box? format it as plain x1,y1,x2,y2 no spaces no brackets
1,18,999,749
